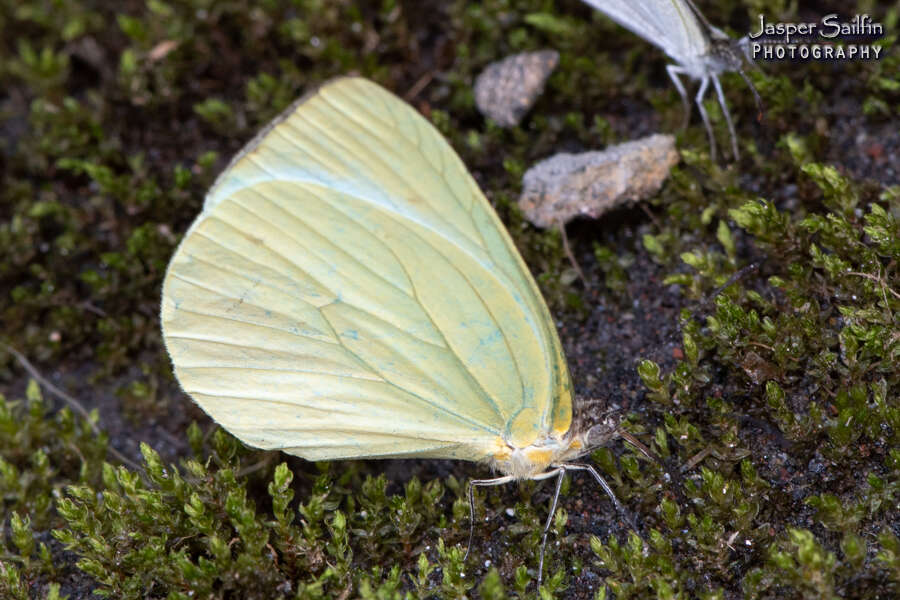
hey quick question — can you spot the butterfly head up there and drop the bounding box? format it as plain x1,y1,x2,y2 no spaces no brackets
718,37,766,123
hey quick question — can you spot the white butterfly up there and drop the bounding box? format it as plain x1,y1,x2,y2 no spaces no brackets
581,0,761,160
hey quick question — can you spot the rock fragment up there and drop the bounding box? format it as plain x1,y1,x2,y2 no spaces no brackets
518,134,679,228
474,50,559,127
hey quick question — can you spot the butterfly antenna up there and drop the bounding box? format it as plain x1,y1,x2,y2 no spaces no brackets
616,428,659,465
737,67,765,124
681,445,715,473
617,426,689,504
659,261,763,360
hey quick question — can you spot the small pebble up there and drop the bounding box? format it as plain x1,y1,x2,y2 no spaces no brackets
740,350,779,385
518,134,679,228
474,50,559,127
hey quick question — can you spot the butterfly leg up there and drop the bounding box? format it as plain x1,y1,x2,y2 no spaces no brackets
562,462,641,535
712,74,739,161
465,475,515,561
666,65,691,131
694,76,718,162
561,463,623,514
535,467,566,591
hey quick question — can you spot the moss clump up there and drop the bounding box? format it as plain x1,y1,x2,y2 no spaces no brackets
1,383,466,599
0,381,107,599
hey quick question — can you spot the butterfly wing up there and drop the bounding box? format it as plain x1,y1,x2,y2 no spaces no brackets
581,0,711,62
161,78,573,462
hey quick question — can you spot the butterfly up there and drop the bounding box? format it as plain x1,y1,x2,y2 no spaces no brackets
580,0,762,160
160,77,637,587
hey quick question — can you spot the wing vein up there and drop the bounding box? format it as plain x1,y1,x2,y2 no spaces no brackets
301,94,484,249
313,189,528,423
169,274,334,341
166,300,335,345
166,334,373,372
235,184,416,301
193,221,338,300
369,222,507,423
176,236,332,306
326,89,493,252
312,309,501,435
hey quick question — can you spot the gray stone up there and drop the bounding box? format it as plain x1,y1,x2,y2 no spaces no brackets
474,50,559,128
518,135,680,228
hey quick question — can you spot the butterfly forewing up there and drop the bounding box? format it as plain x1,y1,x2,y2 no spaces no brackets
580,0,711,60
161,78,574,461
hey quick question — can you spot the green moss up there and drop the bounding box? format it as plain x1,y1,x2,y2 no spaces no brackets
0,382,467,598
598,140,898,599
0,381,105,598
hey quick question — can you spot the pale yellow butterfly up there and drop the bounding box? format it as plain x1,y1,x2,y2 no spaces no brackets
160,77,627,586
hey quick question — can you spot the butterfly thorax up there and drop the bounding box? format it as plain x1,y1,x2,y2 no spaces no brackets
676,37,744,79
488,415,619,480
489,434,586,479
710,37,746,70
